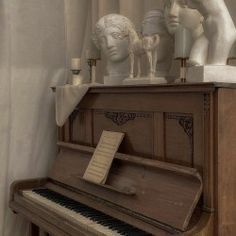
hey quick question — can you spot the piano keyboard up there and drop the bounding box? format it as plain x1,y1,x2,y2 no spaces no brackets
22,189,151,236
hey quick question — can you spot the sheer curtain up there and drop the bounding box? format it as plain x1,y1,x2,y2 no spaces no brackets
0,0,235,235
0,0,67,235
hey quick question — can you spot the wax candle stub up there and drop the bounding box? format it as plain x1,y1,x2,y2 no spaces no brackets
71,58,81,70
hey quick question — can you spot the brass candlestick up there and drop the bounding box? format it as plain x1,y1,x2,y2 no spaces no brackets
174,25,192,83
87,58,98,84
180,58,187,83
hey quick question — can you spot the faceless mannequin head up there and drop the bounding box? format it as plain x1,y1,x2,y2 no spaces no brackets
142,9,173,62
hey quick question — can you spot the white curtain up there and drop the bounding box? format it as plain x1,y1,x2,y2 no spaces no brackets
0,0,67,235
0,0,235,235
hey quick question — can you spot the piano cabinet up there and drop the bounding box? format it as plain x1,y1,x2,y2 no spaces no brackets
10,83,236,236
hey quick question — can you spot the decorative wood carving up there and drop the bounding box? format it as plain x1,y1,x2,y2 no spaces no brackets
104,111,151,126
105,112,136,126
166,113,193,139
166,113,194,159
204,94,210,116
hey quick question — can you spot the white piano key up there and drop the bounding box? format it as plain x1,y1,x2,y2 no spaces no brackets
22,190,123,236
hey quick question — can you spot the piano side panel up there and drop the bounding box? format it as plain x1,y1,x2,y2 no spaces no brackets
164,112,194,167
216,88,236,236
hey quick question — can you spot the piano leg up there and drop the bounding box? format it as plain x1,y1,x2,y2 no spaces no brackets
29,223,39,236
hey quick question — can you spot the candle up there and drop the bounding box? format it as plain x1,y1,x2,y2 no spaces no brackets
174,25,193,59
71,58,81,70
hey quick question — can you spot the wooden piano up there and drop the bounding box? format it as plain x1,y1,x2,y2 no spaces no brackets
10,83,236,236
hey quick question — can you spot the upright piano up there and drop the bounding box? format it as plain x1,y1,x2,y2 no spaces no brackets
10,83,236,235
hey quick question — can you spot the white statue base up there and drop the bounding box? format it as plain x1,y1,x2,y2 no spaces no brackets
187,66,236,83
123,77,167,85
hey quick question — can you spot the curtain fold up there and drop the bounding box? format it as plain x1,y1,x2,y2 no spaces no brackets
0,1,67,235
97,0,119,17
119,0,144,31
0,0,11,235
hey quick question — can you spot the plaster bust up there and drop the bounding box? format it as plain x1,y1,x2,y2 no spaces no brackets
163,0,208,65
142,9,174,79
93,14,137,85
186,0,236,65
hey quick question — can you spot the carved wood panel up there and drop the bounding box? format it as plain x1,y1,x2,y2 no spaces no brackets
70,109,92,146
93,110,154,158
164,113,194,167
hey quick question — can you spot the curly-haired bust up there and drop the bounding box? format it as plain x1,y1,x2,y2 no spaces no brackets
93,14,138,85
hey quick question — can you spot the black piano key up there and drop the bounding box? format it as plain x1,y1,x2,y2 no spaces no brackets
32,188,151,236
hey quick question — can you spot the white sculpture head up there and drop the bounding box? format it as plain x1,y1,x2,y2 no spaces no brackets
163,0,203,35
93,14,137,63
163,0,187,35
93,14,139,84
142,9,173,62
142,10,168,36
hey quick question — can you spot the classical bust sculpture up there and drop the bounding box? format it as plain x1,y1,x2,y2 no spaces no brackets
93,14,139,85
163,0,208,66
187,0,236,65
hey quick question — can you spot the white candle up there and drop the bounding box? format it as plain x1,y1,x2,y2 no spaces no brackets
71,58,81,70
174,25,193,59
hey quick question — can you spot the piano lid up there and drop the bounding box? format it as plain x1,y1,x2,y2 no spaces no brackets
48,142,203,233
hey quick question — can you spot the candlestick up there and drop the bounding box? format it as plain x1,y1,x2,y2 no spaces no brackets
71,69,83,86
87,59,98,83
85,41,101,83
174,26,193,83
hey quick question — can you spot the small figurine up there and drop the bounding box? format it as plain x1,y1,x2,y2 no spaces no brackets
142,35,160,78
129,33,144,79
